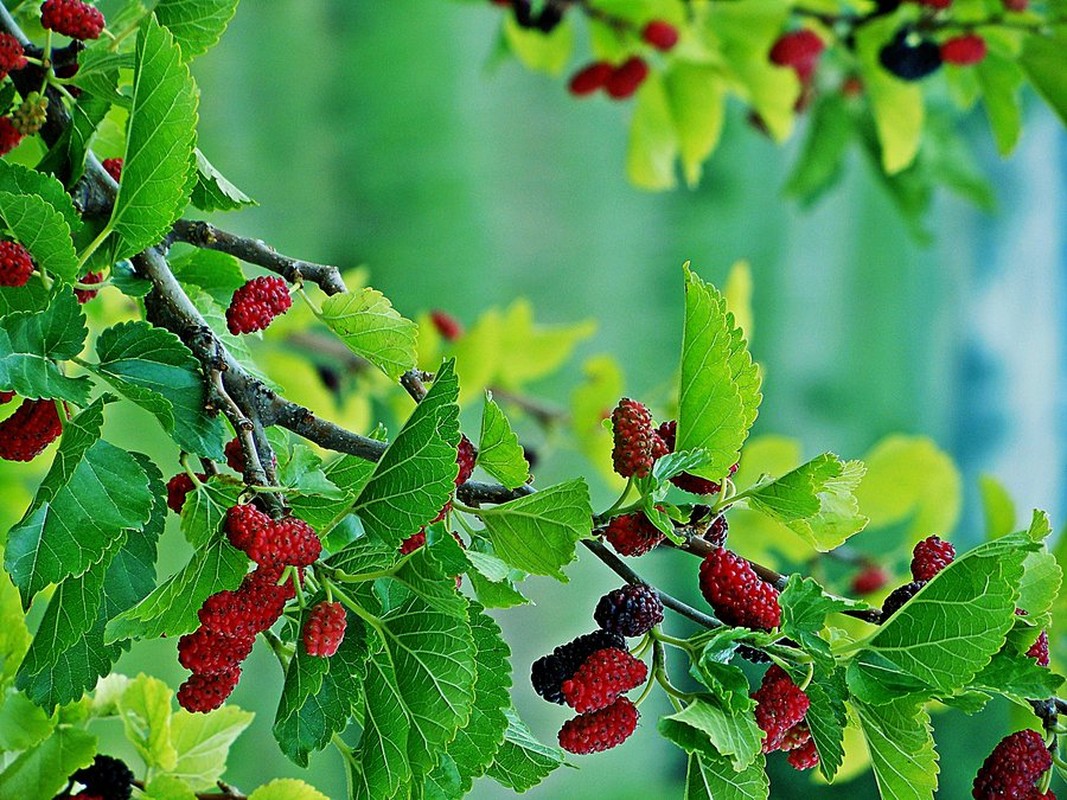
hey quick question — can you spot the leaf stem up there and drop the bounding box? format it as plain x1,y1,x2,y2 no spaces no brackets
652,640,697,702
75,221,114,273
596,477,633,522
323,578,384,638
651,627,697,656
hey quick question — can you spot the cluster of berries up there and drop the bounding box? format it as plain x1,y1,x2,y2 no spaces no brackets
972,728,1056,799
751,665,819,770
0,225,101,301
604,507,727,558
531,583,663,754
61,754,134,800
879,29,987,82
0,396,63,461
880,535,956,619
566,20,677,100
225,275,293,334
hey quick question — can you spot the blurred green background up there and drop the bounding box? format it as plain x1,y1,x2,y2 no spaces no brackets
11,1,1067,797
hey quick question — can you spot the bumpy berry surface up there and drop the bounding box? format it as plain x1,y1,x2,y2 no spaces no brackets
225,275,292,334
769,29,825,81
605,57,650,100
1027,629,1050,667
851,565,889,595
225,503,270,552
594,583,664,638
972,729,1053,800
101,157,123,182
12,92,48,135
558,697,639,755
779,721,812,752
642,20,679,51
0,33,26,78
705,515,729,548
456,434,476,485
0,240,34,286
177,667,240,713
198,565,293,637
72,754,134,800
561,647,647,713
752,665,811,752
604,512,664,557
611,398,655,477
788,736,820,770
430,309,463,341
303,600,347,657
881,580,924,619
911,535,955,581
41,0,105,39
224,436,245,472
0,117,21,156
177,627,255,675
879,31,942,81
531,629,626,704
0,398,62,461
568,61,613,96
941,34,987,65
243,515,321,567
699,548,781,631
75,271,104,303
399,529,426,555
165,473,195,513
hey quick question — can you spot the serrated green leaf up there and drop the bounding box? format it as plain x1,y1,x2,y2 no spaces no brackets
320,288,418,381
486,707,565,793
0,281,49,316
854,699,938,800
0,290,90,404
109,14,199,259
743,454,868,551
6,401,154,606
0,724,95,800
189,148,255,212
477,479,591,580
0,688,55,750
805,666,848,782
627,71,679,191
93,321,225,459
680,748,769,800
477,391,528,489
0,161,81,231
677,265,761,480
664,62,726,187
353,360,459,547
1018,33,1067,126
168,249,245,307
154,0,240,60
117,674,177,772
0,191,79,281
969,649,1064,703
660,696,763,771
248,779,329,800
169,705,254,790
179,479,241,549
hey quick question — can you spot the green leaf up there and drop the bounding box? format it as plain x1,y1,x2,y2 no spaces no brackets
979,474,1016,539
180,479,241,549
116,674,177,772
465,549,530,608
501,14,573,75
168,249,246,307
248,780,329,800
109,14,199,259
664,62,726,188
320,288,418,381
477,391,528,489
856,17,924,174
353,360,459,547
486,707,565,793
0,725,96,800
189,148,256,212
0,570,29,686
477,479,591,580
142,775,198,800
0,161,82,231
1017,549,1062,626
677,265,762,480
805,667,849,782
660,696,763,771
854,699,938,800
847,532,1034,704
0,688,55,750
5,401,154,606
0,190,79,281
1018,34,1067,126
154,0,240,60
169,705,254,790
743,453,868,551
677,747,768,800
784,93,853,206
627,72,679,191
93,321,225,459
975,54,1023,155
969,649,1063,703
0,289,91,404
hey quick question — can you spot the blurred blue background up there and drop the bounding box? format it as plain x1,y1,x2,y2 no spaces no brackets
71,1,1067,796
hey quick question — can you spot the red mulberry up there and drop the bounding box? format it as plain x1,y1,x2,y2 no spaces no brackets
177,668,240,713
604,512,664,557
770,29,825,82
75,271,104,303
430,309,463,341
0,117,21,156
851,565,889,595
101,157,123,182
177,627,254,675
561,647,647,713
911,535,955,581
1027,630,1050,667
611,398,655,478
302,601,347,657
0,33,26,79
605,57,649,100
558,697,639,755
41,0,106,40
752,665,810,753
0,240,34,287
972,729,1053,800
642,20,679,51
941,35,987,65
0,398,62,461
568,61,613,96
788,736,820,770
699,548,781,631
531,629,626,705
225,276,292,334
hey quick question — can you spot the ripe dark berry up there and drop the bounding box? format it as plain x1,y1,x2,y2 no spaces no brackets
0,240,34,286
642,20,679,51
879,30,942,81
752,665,810,753
225,503,270,552
603,512,664,557
972,729,1053,800
605,57,650,100
1027,630,1050,667
0,117,21,156
881,580,924,620
224,436,244,472
911,535,955,581
788,736,820,770
41,0,105,40
594,583,664,637
243,514,321,567
177,627,255,675
561,647,647,713
851,565,889,595
941,34,987,66
100,157,123,182
165,472,203,513
699,548,781,631
558,697,639,755
177,667,240,713
769,29,825,82
0,398,62,461
71,754,134,800
456,434,476,486
531,629,626,704
303,600,347,657
610,398,655,477
75,271,104,303
0,33,26,79
705,514,728,548
569,61,613,96
430,309,463,341
198,566,292,638
0,391,13,404
225,275,292,334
